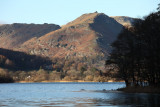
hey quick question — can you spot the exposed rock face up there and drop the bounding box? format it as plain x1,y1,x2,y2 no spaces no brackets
0,23,60,49
19,13,123,63
111,16,140,27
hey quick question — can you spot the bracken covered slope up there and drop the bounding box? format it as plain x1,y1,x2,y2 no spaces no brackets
19,13,123,64
0,23,60,49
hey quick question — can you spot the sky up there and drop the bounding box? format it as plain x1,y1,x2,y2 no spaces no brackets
0,0,159,25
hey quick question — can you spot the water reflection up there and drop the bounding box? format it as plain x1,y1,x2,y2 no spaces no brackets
2,92,159,107
92,92,160,107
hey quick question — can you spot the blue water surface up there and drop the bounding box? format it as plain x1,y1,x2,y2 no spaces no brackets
0,82,159,107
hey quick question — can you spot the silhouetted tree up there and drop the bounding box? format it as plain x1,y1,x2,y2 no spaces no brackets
107,4,160,87
107,27,136,86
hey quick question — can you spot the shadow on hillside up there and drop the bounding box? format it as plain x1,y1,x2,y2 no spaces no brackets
0,48,52,71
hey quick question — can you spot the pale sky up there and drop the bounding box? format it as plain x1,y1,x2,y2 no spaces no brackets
0,0,159,25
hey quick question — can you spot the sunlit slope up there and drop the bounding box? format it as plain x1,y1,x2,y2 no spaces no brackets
20,13,123,60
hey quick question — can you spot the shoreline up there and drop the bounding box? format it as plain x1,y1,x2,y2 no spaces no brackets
16,80,124,83
117,86,160,94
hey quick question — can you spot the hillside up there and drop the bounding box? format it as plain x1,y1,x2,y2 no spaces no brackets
0,13,139,71
0,23,60,49
18,13,123,69
111,16,140,27
0,13,139,82
0,48,52,70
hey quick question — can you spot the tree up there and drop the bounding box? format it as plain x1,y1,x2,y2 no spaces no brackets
136,9,160,86
107,26,136,86
0,69,14,83
106,4,160,87
157,3,160,11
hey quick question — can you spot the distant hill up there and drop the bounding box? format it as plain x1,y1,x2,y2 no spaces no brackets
0,23,60,49
111,16,140,27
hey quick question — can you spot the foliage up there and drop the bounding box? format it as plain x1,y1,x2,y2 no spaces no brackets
107,5,160,87
0,69,14,83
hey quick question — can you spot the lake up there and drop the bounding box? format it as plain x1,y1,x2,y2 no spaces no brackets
0,82,160,107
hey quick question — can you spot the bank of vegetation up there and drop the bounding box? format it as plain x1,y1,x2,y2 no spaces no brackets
106,4,160,93
0,46,117,83
0,67,116,83
0,49,117,83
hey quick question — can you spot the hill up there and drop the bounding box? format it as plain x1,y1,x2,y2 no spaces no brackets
0,13,139,82
0,13,139,71
111,16,140,27
0,23,60,49
18,13,123,69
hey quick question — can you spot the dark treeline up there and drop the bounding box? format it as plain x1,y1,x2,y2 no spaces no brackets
106,4,160,87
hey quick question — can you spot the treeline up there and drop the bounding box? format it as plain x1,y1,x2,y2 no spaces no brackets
0,67,112,82
0,47,114,83
106,4,160,87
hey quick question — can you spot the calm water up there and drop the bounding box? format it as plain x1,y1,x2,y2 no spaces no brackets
0,82,160,107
